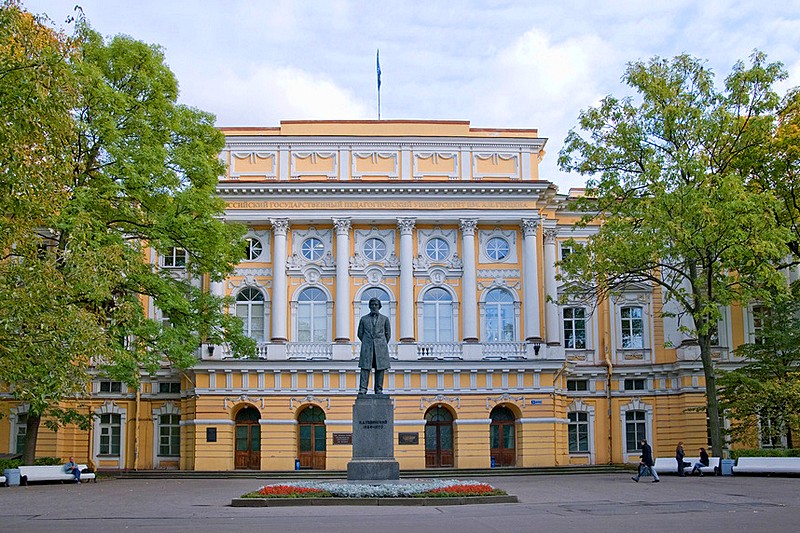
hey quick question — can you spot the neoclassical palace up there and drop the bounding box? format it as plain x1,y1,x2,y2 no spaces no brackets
1,120,764,471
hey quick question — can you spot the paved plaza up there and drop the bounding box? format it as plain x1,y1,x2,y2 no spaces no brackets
0,473,797,532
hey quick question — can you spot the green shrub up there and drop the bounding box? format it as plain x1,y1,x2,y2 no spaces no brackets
730,448,800,459
34,457,63,466
0,458,21,470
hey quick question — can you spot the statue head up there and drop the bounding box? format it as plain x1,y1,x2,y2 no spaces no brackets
368,297,382,312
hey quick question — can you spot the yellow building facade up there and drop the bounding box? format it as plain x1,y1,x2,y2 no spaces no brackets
2,120,760,471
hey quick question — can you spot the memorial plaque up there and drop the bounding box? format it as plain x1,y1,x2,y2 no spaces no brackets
206,427,217,442
398,432,419,445
333,432,352,445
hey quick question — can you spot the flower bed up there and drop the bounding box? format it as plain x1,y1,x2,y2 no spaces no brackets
238,480,511,503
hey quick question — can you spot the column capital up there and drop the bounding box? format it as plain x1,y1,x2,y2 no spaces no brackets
270,218,289,236
397,217,416,235
520,218,540,237
332,217,352,235
459,218,478,236
543,227,558,244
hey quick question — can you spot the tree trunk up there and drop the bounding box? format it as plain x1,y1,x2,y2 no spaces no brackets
22,413,41,466
698,335,723,457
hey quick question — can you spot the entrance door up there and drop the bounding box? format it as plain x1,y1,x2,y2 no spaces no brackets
425,406,454,467
234,407,261,470
298,406,326,469
490,405,516,467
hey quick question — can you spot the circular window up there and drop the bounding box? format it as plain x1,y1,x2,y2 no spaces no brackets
301,237,325,261
363,238,387,261
425,237,450,261
486,237,509,261
245,237,262,260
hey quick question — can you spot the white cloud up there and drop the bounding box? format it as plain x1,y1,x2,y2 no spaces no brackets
186,65,371,126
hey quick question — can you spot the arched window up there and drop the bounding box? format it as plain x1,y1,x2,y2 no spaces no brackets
425,406,454,468
423,288,453,342
298,287,327,342
245,237,262,261
298,406,326,470
236,288,265,342
490,406,516,467
360,287,390,318
485,288,514,342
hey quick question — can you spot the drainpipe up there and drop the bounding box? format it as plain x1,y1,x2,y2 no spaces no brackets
552,360,569,466
134,383,141,471
604,347,613,465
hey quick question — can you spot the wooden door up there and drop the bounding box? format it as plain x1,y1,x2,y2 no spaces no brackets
425,406,454,467
297,406,326,470
490,406,516,467
234,407,261,470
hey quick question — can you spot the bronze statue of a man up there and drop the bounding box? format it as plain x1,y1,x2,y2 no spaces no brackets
356,297,391,395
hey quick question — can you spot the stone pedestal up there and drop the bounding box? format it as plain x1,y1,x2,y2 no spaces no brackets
347,394,400,481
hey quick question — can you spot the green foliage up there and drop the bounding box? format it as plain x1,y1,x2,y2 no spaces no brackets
730,448,800,459
0,3,254,461
718,302,800,448
557,52,793,456
0,456,62,470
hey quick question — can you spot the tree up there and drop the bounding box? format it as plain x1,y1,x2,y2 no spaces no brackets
718,301,800,448
0,4,254,464
557,52,793,457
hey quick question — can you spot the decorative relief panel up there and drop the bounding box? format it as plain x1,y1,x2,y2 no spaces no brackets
352,151,399,180
351,228,399,270
229,151,277,180
291,151,338,180
413,152,459,180
473,152,519,180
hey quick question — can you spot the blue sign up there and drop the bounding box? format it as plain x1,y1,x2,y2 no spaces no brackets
530,399,543,405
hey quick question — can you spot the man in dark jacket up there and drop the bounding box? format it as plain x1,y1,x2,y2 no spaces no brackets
632,438,660,482
356,298,391,395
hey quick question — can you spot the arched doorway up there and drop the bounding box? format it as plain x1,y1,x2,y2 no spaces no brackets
425,406,454,467
234,406,261,470
298,406,326,469
490,405,516,467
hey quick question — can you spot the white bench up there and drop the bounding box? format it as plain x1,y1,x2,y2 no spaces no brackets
1,474,5,487
654,457,720,475
18,465,96,485
733,457,800,475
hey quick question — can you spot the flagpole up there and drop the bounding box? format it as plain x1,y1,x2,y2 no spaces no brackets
376,49,381,120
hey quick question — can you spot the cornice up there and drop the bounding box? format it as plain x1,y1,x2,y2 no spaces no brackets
223,136,547,152
217,182,552,198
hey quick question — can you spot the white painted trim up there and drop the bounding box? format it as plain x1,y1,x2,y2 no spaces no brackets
395,419,427,426
179,419,235,426
518,417,569,424
453,418,492,425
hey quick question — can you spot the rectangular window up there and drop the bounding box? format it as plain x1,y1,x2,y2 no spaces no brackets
759,417,786,448
620,306,644,349
560,244,574,260
15,413,28,454
567,379,589,392
624,378,646,391
99,381,122,393
158,414,181,456
568,412,589,453
99,413,121,456
162,247,187,268
625,410,647,453
752,305,767,345
563,307,587,349
158,382,181,394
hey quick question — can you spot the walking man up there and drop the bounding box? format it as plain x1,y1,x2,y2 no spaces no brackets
632,438,660,482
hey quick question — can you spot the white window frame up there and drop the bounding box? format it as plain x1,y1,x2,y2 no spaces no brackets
563,307,587,349
94,401,127,469
244,237,263,261
8,403,29,455
480,286,520,343
567,399,595,462
161,247,187,268
235,286,267,343
420,286,456,343
620,398,653,461
152,401,181,466
291,285,333,343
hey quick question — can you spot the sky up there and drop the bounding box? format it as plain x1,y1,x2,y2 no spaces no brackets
23,0,800,191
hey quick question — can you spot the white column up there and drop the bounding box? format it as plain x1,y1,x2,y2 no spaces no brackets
333,217,351,342
543,226,560,345
270,218,289,343
398,217,416,342
521,218,542,342
460,218,479,342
